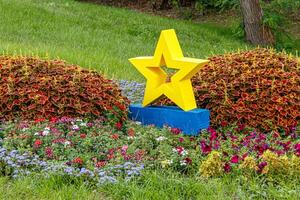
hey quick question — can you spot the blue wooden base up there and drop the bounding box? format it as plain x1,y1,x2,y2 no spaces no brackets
128,104,210,136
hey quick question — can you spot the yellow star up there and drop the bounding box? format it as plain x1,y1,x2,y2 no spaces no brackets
129,29,209,111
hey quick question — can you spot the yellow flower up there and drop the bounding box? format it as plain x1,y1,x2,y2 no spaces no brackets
161,160,172,168
261,150,289,174
199,151,223,178
239,156,258,171
290,155,300,174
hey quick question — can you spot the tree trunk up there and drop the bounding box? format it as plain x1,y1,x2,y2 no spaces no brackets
240,0,275,46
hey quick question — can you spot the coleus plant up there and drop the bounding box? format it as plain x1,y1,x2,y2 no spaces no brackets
159,48,300,133
0,56,129,124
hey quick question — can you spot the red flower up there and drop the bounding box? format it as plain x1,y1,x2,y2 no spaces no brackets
111,134,119,140
184,157,192,165
230,155,240,163
223,163,231,173
33,139,42,148
34,118,45,123
115,122,122,130
171,128,181,135
50,117,58,123
80,134,87,139
96,161,107,168
72,157,83,165
178,137,184,142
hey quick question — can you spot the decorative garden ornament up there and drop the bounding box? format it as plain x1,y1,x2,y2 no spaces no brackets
129,29,209,111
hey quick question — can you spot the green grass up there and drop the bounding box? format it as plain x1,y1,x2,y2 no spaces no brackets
0,0,250,81
1,171,299,200
0,0,299,199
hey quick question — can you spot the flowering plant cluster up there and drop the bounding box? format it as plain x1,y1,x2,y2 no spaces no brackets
0,146,144,184
0,56,129,125
0,118,299,180
159,48,300,133
1,118,146,170
0,117,300,182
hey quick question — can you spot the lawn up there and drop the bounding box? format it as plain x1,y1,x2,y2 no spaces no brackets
0,0,299,200
0,0,250,81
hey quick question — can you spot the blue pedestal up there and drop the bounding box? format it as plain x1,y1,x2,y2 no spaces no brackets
129,104,210,136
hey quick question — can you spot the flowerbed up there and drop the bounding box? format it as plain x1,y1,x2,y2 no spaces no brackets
0,117,299,181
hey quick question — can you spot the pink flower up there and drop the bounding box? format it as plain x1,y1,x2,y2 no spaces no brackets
212,140,220,149
178,137,184,142
276,150,285,156
209,130,217,141
223,163,231,173
294,143,300,156
176,146,184,155
200,140,212,154
230,155,240,163
45,147,53,158
121,145,128,156
171,128,181,135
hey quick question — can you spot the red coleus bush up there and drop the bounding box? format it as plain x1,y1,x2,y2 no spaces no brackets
0,56,129,122
159,48,299,133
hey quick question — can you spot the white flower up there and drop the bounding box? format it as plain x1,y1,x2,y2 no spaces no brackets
80,122,87,127
76,119,83,122
180,160,187,166
42,130,49,136
156,136,167,141
72,125,79,130
34,132,39,136
44,127,50,131
182,150,188,156
64,141,71,145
